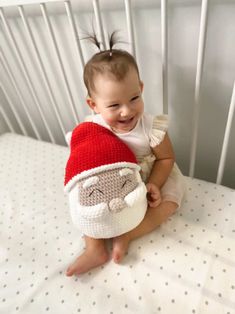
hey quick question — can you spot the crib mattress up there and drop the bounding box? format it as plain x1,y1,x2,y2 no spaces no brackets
0,133,235,314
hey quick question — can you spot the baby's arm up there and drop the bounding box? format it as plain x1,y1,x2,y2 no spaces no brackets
147,133,175,207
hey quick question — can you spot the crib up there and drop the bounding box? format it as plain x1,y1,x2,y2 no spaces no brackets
0,0,235,313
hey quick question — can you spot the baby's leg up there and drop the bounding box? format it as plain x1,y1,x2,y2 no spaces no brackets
66,236,109,276
112,201,177,263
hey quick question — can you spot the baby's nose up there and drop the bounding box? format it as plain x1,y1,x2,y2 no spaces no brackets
109,198,127,213
120,105,131,117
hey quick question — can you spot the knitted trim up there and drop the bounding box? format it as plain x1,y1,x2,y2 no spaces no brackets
64,162,140,193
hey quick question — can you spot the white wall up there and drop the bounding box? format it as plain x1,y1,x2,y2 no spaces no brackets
0,0,235,188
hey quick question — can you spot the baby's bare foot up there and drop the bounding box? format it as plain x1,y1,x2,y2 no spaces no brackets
66,245,109,276
112,234,131,264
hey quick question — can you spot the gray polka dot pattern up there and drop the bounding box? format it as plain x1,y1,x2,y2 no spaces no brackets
0,133,235,314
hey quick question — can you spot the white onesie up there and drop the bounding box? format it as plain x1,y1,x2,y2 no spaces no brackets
87,113,186,207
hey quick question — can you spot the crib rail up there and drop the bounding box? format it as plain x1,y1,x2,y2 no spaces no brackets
216,81,235,184
0,0,234,187
0,0,62,6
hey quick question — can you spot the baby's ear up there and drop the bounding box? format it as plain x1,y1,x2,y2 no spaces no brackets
86,97,99,113
65,131,72,146
140,80,144,92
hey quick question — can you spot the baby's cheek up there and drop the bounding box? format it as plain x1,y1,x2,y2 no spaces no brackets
105,116,116,126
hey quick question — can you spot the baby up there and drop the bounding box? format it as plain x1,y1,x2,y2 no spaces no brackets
66,40,186,276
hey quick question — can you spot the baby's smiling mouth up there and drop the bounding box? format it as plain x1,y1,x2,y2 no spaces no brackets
118,117,134,124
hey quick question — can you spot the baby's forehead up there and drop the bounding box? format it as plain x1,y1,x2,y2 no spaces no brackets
79,168,135,189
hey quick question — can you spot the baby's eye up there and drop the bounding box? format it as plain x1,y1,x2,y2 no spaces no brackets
121,179,132,188
89,189,104,197
130,95,139,102
108,103,119,108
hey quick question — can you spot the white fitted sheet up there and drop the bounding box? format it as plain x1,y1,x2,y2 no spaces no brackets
0,133,235,314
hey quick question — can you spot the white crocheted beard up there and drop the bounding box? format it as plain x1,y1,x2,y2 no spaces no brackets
77,181,146,218
68,167,147,237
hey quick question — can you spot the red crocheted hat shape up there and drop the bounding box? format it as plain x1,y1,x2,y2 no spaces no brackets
64,122,139,192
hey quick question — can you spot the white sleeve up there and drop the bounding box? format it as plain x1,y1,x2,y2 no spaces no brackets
149,115,169,147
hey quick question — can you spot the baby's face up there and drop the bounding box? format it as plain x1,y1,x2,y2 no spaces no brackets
88,67,144,133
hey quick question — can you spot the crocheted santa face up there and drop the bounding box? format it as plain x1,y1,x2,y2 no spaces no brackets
78,168,138,211
64,122,147,238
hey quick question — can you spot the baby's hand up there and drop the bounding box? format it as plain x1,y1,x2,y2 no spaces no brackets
146,183,162,208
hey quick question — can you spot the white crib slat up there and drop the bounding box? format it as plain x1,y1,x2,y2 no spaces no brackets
124,0,136,58
0,7,55,143
92,0,106,50
189,0,208,178
18,5,66,140
0,0,65,7
0,47,41,140
0,105,16,133
0,83,28,136
216,81,235,185
40,3,79,125
64,0,85,68
161,0,168,114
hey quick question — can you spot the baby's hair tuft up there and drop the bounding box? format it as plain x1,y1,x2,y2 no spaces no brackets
82,30,140,96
